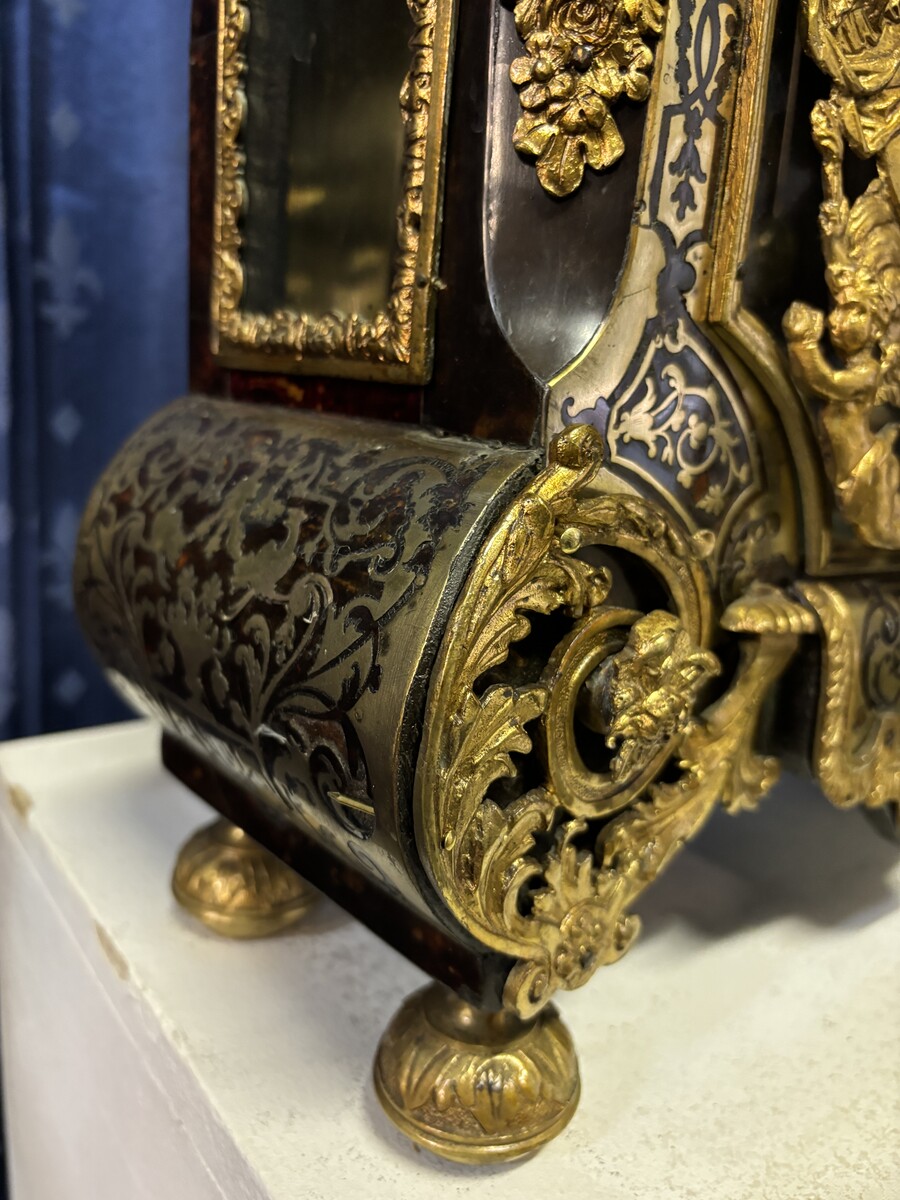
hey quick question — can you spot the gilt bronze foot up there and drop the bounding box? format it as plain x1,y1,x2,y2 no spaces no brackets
373,982,580,1164
171,818,318,938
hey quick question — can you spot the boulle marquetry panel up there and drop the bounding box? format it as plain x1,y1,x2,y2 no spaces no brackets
75,397,538,924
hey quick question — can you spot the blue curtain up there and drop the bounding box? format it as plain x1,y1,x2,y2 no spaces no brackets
0,0,191,739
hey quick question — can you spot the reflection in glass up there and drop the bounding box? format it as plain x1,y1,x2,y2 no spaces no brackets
242,0,413,320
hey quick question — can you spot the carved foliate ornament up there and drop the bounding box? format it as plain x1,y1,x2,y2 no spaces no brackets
510,0,665,196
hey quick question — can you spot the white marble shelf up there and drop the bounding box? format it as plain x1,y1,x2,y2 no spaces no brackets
0,720,898,1199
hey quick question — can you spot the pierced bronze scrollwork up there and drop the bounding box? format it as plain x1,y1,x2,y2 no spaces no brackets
414,426,806,1021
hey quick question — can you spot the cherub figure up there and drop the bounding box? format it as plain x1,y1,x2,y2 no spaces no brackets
783,12,900,550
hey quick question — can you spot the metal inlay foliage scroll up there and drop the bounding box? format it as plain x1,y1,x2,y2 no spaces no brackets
211,0,449,380
610,356,750,519
509,0,666,197
75,400,494,840
783,0,900,550
861,586,900,713
561,0,751,534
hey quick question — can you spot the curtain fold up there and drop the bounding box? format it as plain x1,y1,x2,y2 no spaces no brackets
1,0,191,738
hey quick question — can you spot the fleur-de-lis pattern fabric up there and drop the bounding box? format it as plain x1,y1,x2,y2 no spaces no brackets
0,0,190,739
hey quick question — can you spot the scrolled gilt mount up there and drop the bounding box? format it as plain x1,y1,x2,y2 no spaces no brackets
75,0,898,1165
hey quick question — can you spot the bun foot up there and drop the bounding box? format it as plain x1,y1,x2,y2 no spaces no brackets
373,982,580,1164
172,818,318,938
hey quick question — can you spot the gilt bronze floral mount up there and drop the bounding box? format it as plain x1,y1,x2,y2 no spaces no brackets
76,0,898,1164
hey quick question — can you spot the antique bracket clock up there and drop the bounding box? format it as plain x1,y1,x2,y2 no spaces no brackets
75,0,900,1163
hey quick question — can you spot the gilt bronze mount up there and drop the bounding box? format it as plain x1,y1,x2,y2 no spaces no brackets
76,0,898,1164
210,0,457,382
172,818,319,937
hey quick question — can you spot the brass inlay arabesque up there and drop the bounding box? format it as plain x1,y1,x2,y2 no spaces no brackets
211,0,455,382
